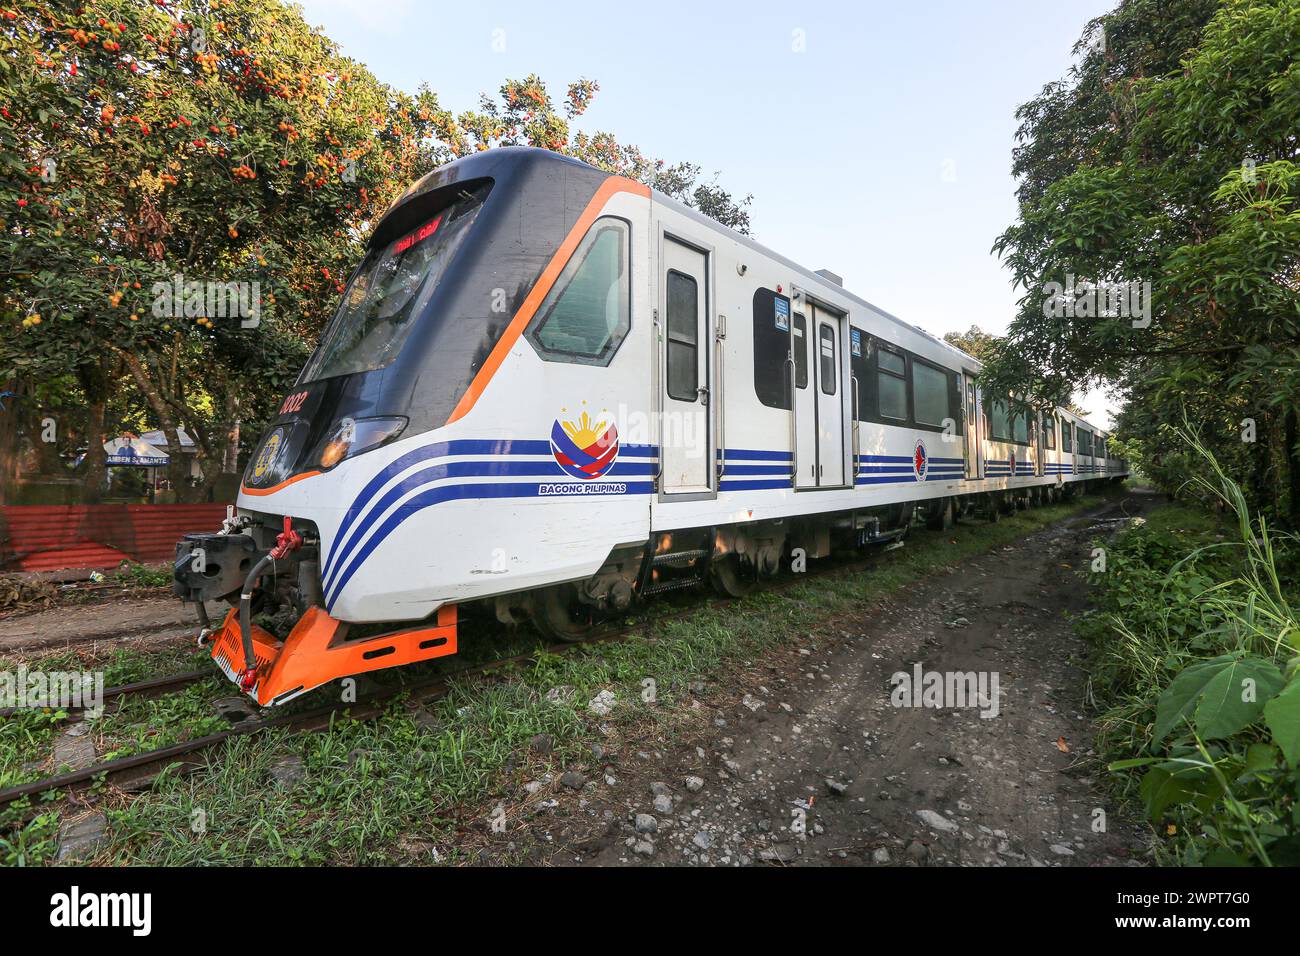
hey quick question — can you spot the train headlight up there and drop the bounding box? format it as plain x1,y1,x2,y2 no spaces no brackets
319,416,407,469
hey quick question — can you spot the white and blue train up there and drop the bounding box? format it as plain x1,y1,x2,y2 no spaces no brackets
173,148,1128,706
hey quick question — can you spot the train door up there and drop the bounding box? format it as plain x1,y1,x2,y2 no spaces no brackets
813,307,846,486
963,373,982,479
790,301,846,488
791,311,818,489
659,236,712,496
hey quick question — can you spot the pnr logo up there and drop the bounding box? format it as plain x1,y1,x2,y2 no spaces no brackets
913,439,928,482
1008,449,1017,475
251,428,284,483
550,410,619,480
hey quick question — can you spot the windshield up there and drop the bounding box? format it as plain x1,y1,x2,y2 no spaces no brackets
299,185,489,382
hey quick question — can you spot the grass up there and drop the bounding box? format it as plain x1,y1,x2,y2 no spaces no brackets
1079,434,1300,866
0,643,221,790
0,488,1120,866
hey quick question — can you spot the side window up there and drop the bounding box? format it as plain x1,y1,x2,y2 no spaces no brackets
793,314,809,389
1062,422,1073,452
527,218,630,365
665,270,698,401
912,360,951,428
1012,407,1029,444
818,323,836,395
877,347,906,421
752,288,792,410
1044,415,1056,450
987,399,1011,441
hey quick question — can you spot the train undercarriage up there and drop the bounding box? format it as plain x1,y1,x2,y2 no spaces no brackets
174,481,1119,707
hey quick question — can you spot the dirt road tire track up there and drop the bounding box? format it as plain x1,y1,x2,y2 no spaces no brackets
517,489,1160,867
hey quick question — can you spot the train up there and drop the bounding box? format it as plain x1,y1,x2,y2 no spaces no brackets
172,147,1128,708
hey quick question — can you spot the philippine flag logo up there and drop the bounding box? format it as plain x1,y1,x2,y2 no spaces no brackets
913,439,929,482
550,410,619,481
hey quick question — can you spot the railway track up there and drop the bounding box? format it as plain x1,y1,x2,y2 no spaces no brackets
0,668,211,721
0,624,636,815
0,492,1126,818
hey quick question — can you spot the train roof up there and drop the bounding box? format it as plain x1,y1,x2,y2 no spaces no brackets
392,148,973,361
387,148,1103,433
647,180,982,372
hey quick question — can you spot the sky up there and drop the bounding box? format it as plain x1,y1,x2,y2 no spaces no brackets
297,0,1120,426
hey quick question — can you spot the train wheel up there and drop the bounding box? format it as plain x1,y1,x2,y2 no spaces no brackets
924,498,954,531
532,584,599,642
984,493,1001,522
710,554,756,598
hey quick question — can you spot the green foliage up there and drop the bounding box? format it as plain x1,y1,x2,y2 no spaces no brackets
114,560,171,589
986,0,1300,521
0,810,61,867
1153,654,1284,741
941,326,1000,361
438,74,754,234
1087,432,1300,865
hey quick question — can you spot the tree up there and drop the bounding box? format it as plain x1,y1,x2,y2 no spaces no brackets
943,326,999,361
433,74,754,234
986,0,1300,519
1,0,447,500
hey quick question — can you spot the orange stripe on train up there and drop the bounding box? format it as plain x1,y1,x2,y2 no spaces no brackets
445,176,650,426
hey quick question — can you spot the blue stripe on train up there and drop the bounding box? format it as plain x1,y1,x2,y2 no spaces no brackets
322,442,1066,605
321,439,658,587
322,455,655,595
325,479,657,611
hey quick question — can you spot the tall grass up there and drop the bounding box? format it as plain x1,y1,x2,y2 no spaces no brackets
1083,426,1300,866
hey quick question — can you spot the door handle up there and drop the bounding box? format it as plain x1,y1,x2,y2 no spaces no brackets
697,385,709,406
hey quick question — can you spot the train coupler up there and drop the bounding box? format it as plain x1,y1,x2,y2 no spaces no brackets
208,604,458,707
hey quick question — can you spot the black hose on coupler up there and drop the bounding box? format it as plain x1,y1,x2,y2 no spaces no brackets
238,554,274,679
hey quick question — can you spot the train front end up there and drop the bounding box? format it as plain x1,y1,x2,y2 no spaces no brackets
171,148,621,707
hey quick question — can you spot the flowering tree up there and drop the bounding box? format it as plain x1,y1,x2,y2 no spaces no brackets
1,0,447,500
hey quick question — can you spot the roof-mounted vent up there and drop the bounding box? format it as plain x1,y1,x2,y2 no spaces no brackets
814,269,842,287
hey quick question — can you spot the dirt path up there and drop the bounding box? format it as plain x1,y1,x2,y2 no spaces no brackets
515,490,1160,867
0,595,220,656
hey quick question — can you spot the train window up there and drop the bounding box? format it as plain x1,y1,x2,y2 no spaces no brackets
665,270,699,401
987,399,1011,441
1044,415,1056,450
912,359,951,428
1062,422,1073,452
303,185,490,382
527,217,630,365
1078,427,1092,456
818,324,836,395
876,347,906,421
752,288,793,410
793,314,809,390
1012,407,1030,444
